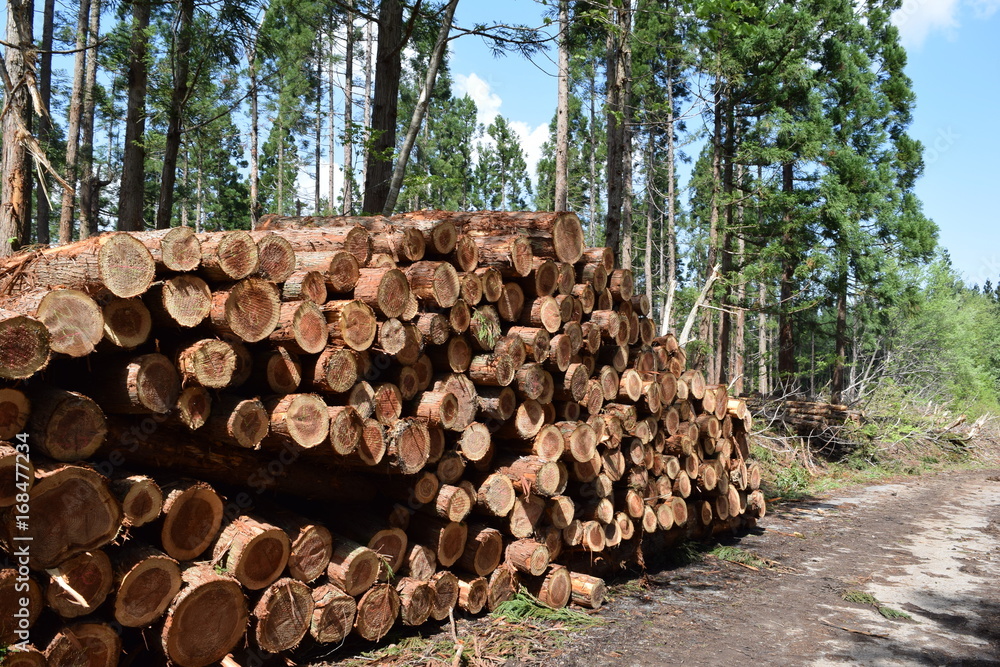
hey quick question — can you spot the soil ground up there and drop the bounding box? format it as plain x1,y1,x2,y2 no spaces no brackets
549,467,1000,667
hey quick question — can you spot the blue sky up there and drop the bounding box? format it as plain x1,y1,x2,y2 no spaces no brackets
448,0,1000,286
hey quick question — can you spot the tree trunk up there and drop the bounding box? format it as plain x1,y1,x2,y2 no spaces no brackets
36,0,55,245
249,42,260,226
777,161,796,385
831,264,847,404
362,0,403,214
718,99,735,384
55,0,90,244
118,0,150,232
0,0,35,255
554,0,569,211
341,9,354,214
603,2,627,264
78,0,102,239
361,18,374,190
660,69,677,336
155,0,195,230
619,4,634,271
382,0,459,216
315,50,322,215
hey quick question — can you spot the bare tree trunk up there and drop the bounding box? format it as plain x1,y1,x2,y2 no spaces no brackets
249,43,260,226
36,0,55,245
698,82,723,382
588,66,598,246
118,0,150,232
619,6,634,272
758,281,767,395
660,71,677,336
332,12,344,215
315,51,323,215
196,140,204,232
733,165,746,396
155,0,195,230
831,265,847,404
553,0,569,212
277,116,285,214
718,100,735,384
362,0,403,214
382,0,459,216
181,146,189,227
58,0,91,243
78,0,102,239
644,138,654,310
361,18,373,191
603,1,628,265
0,0,35,256
777,161,797,386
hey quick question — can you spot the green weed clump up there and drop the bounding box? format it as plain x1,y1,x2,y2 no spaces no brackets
491,590,600,628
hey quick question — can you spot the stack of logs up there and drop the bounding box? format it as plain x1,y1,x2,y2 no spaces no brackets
748,398,863,435
0,211,764,667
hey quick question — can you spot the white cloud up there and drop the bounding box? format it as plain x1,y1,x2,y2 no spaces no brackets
892,0,1000,48
452,73,502,129
509,120,550,182
452,72,550,183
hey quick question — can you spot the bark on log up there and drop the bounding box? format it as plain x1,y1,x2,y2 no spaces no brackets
198,230,260,282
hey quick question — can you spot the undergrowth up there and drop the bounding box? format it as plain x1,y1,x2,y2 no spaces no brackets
751,386,1000,505
492,590,600,628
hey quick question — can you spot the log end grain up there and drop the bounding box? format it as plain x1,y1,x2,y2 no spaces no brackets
98,233,156,298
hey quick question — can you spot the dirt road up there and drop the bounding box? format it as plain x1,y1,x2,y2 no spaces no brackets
550,469,1000,666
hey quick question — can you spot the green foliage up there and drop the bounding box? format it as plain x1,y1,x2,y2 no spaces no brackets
842,589,913,620
492,590,600,627
708,545,773,569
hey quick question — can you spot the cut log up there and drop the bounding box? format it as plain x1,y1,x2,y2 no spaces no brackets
43,548,112,619
111,544,182,627
209,278,281,343
505,539,550,576
327,537,380,597
353,583,400,642
13,289,103,357
525,563,571,609
205,396,268,449
211,515,290,590
268,300,328,354
199,229,260,281
469,305,502,351
175,339,237,389
0,442,33,507
310,583,357,644
485,563,519,612
2,646,46,667
143,226,201,272
474,471,517,517
0,388,30,440
354,267,410,319
101,297,151,349
407,514,467,567
324,299,377,351
266,394,330,449
87,352,180,415
428,570,460,621
159,479,224,562
2,464,121,569
396,577,433,626
110,474,163,527
459,525,504,576
253,577,314,653
161,565,248,667
405,260,460,308
402,542,437,581
46,622,121,667
253,232,297,282
282,269,328,303
457,575,488,614
0,568,42,644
